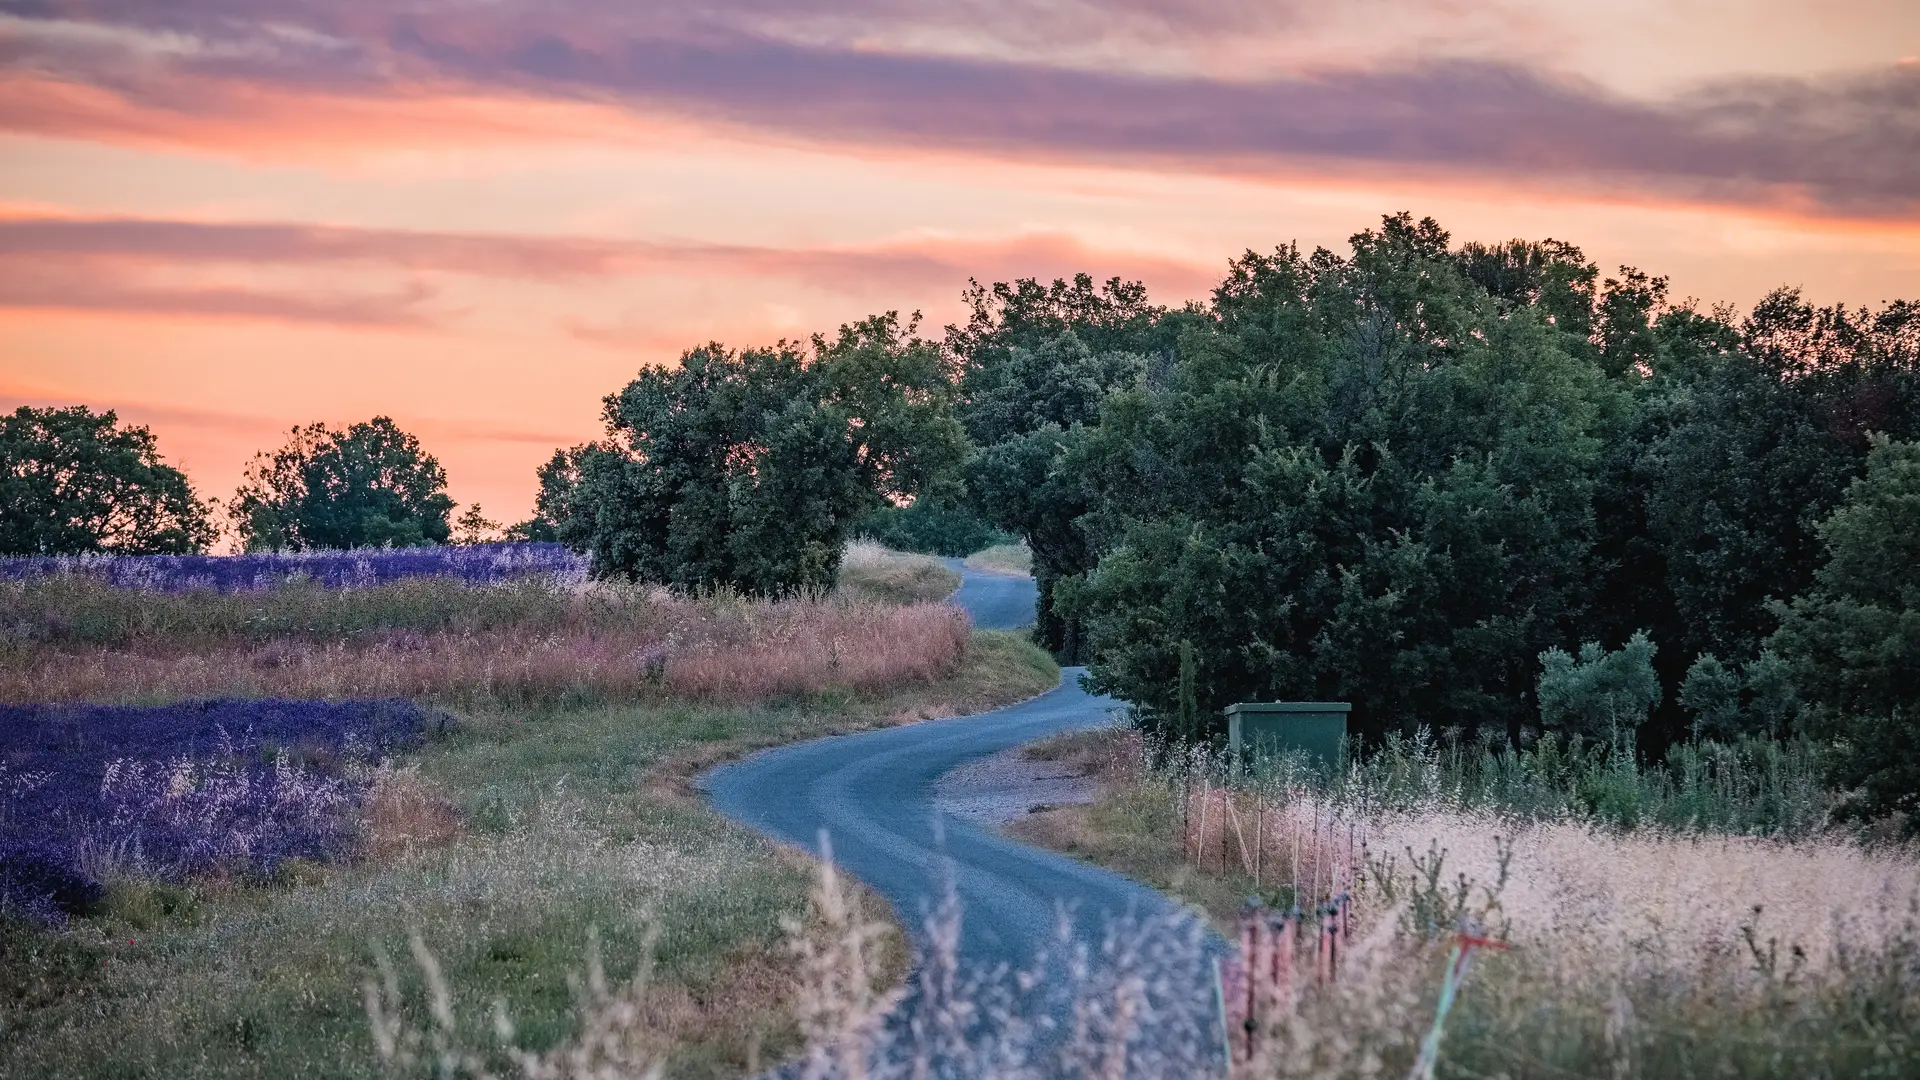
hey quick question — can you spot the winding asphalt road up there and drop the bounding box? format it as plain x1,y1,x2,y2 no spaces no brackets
939,556,1038,632
702,564,1194,971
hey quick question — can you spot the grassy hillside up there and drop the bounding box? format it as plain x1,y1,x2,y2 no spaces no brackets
1,546,1055,1080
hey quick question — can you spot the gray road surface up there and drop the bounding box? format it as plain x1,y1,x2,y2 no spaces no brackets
702,567,1197,972
941,557,1038,631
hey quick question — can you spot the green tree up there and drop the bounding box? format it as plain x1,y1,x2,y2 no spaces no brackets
949,275,1181,658
1770,436,1920,829
231,417,455,550
1537,632,1661,749
1678,650,1801,741
1589,291,1919,746
451,504,501,545
543,313,964,594
1678,653,1743,741
1063,215,1620,742
853,497,1007,557
1592,266,1669,377
0,404,214,555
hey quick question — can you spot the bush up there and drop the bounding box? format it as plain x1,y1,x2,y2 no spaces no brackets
1536,632,1661,748
852,499,1010,557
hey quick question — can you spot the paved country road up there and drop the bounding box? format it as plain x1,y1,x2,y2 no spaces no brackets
940,556,1039,632
702,565,1204,972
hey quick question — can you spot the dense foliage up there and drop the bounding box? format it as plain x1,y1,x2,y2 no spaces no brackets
538,314,965,595
852,497,1009,557
0,405,215,556
231,417,456,551
1770,436,1920,826
932,217,1917,772
948,274,1187,658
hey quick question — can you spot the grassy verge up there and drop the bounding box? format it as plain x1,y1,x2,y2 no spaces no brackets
834,542,962,605
1005,728,1920,1079
1,631,1059,1080
960,543,1031,578
1003,730,1251,926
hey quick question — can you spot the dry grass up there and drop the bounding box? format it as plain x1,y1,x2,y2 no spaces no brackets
962,543,1032,577
0,596,972,707
0,632,1060,1080
835,541,962,605
361,766,465,862
1009,728,1920,1079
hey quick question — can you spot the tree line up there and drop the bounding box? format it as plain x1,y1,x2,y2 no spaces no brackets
0,411,494,554
516,214,1918,823
5,212,1916,824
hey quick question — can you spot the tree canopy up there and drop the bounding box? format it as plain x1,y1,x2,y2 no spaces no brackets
500,209,1920,826
540,313,966,595
231,417,455,551
933,213,1917,763
1770,437,1920,827
0,405,215,555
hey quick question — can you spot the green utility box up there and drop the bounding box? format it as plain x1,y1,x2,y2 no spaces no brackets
1225,701,1351,769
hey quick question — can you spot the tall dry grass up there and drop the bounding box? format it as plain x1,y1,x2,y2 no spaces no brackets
366,763,1920,1080
1,592,971,707
1022,731,1920,1079
368,844,1220,1080
836,540,963,605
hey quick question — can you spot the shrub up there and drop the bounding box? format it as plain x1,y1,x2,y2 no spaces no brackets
853,499,1010,557
1536,631,1661,748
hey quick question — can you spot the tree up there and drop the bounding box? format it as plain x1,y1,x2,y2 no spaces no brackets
1588,290,1919,746
853,497,1007,557
1769,436,1920,829
1537,633,1661,749
1678,650,1801,741
452,504,501,545
1062,215,1620,742
543,314,965,594
231,417,455,550
1678,653,1743,741
949,275,1179,659
0,405,215,555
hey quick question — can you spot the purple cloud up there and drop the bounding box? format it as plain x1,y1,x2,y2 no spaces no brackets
3,3,1916,215
0,217,1217,297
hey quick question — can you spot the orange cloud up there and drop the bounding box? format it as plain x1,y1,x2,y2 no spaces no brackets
0,214,1222,328
0,73,686,164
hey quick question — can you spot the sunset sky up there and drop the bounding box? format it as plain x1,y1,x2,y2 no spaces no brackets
2,1,1917,526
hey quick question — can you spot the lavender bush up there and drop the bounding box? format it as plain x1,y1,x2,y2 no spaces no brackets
0,542,583,593
0,699,439,923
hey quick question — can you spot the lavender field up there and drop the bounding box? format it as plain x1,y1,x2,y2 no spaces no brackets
0,699,439,924
0,533,1056,1080
0,542,585,593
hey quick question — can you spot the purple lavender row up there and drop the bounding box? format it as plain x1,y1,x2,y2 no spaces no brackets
0,699,438,923
0,541,586,592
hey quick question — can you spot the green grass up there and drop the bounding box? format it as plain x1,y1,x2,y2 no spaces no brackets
1,631,1058,1080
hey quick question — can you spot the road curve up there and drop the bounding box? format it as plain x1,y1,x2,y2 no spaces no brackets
701,567,1190,972
940,556,1037,631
